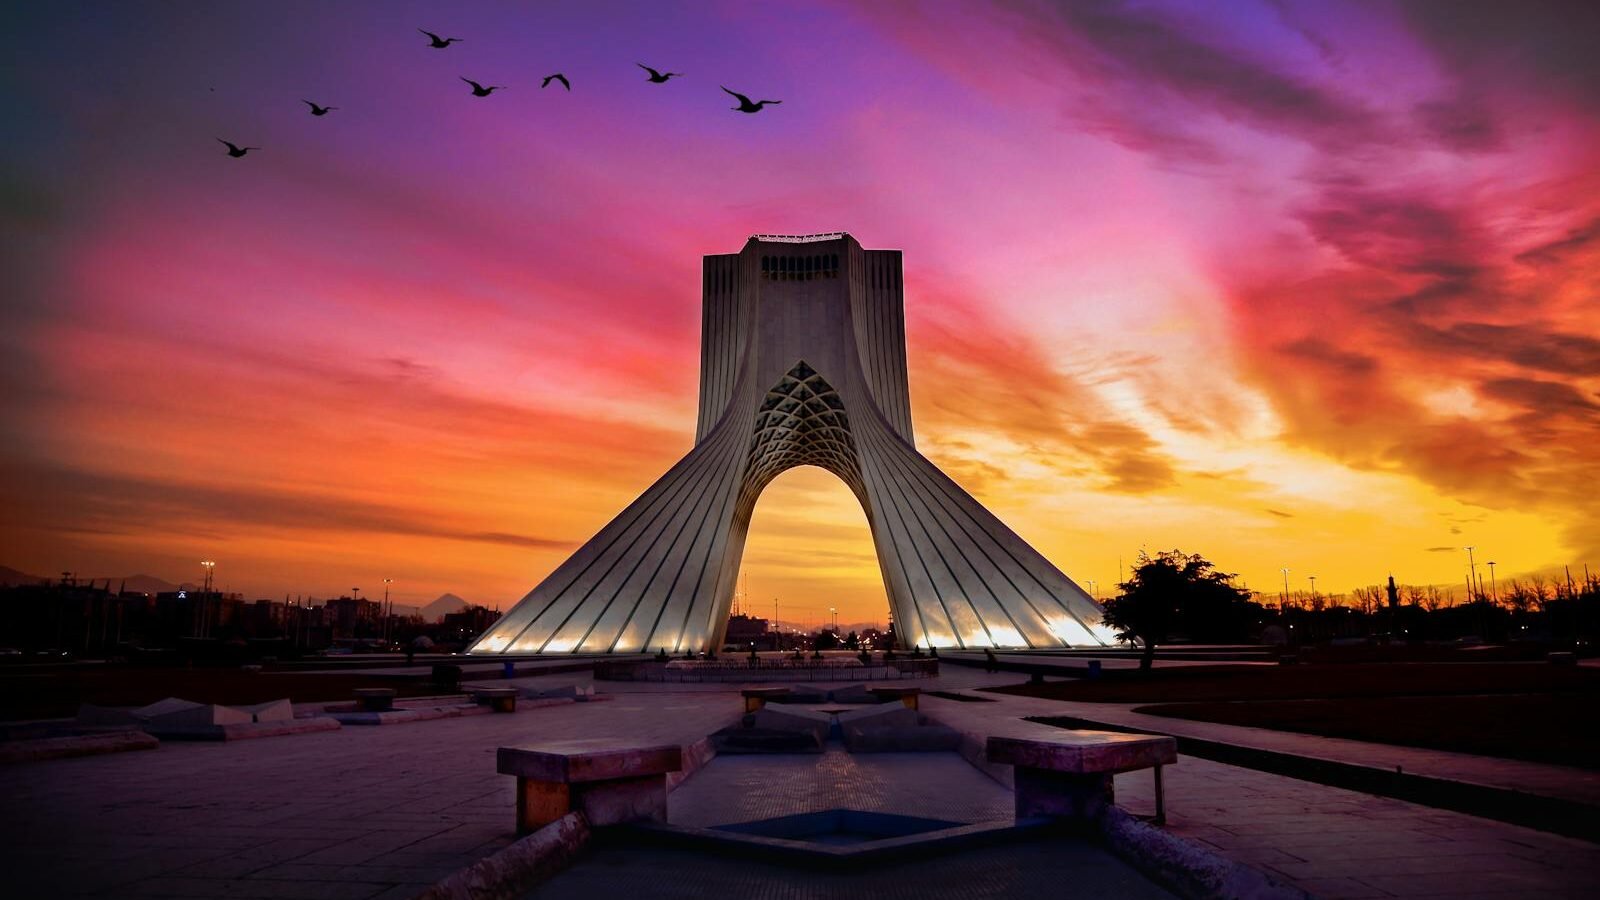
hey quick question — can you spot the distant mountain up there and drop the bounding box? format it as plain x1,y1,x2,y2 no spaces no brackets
0,565,48,586
0,567,183,592
420,592,469,622
99,574,186,595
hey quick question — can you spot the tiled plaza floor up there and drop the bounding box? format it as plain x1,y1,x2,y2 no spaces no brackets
2,664,1596,898
0,682,742,900
945,652,1600,808
920,689,1600,899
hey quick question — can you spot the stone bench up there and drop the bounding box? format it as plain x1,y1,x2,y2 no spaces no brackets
741,687,791,712
469,686,519,713
867,686,922,710
352,688,396,712
497,740,682,834
987,730,1176,825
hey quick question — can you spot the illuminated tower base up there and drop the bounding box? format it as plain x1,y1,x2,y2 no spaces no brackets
470,233,1114,654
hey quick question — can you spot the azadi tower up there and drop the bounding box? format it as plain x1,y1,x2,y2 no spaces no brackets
470,233,1115,655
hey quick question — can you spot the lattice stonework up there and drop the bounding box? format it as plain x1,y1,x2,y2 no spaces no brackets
469,233,1116,655
743,362,865,504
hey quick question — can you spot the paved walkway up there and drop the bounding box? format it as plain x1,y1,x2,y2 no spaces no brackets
0,681,741,900
920,690,1600,898
3,664,1597,899
936,658,1600,808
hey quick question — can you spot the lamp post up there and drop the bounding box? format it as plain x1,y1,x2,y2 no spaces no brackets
1088,579,1097,600
830,607,837,632
1464,546,1479,601
1308,575,1317,604
1487,562,1496,605
383,578,393,643
200,560,216,637
1281,567,1291,610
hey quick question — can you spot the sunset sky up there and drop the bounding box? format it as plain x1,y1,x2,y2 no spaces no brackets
3,1,1597,629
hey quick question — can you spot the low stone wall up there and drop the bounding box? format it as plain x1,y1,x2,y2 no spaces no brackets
1100,808,1308,900
0,730,159,764
417,811,591,900
596,658,938,682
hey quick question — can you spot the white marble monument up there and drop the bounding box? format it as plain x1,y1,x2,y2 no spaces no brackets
470,233,1115,654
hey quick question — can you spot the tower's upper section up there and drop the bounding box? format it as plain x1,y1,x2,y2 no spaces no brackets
748,232,849,243
696,234,914,446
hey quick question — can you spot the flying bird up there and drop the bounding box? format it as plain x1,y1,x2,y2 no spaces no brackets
216,139,258,157
419,28,461,48
541,73,570,91
722,87,781,113
637,64,681,83
461,77,504,97
302,100,337,116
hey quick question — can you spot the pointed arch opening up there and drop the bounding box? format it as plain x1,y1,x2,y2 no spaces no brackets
731,465,890,648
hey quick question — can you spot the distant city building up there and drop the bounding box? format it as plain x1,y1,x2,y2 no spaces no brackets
442,605,501,635
724,613,772,650
322,596,382,638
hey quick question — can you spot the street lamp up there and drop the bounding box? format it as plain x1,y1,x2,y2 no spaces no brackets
383,578,394,642
1281,568,1291,610
830,607,837,632
1487,562,1496,604
1464,546,1479,600
1308,575,1317,602
1087,579,1097,600
200,560,216,637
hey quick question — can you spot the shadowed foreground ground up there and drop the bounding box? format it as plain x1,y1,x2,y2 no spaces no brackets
523,839,1176,900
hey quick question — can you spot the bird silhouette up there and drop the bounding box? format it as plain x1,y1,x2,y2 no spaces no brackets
461,77,504,97
216,139,258,158
542,73,570,91
722,87,781,113
302,100,337,116
419,29,462,48
637,64,681,83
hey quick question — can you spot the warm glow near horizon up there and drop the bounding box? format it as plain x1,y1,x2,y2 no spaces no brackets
3,1,1597,626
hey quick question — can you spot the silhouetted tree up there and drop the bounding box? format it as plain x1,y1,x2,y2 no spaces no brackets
1101,550,1255,670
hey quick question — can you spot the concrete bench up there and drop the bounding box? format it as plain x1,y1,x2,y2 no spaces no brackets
867,686,922,710
497,740,682,834
741,687,791,712
987,730,1176,825
469,686,519,713
352,688,396,712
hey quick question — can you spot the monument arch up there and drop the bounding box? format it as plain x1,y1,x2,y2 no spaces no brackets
469,233,1114,654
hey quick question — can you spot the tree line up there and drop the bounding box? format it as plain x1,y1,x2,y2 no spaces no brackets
1102,550,1598,669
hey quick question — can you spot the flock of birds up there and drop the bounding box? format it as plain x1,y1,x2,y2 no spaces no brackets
216,28,782,158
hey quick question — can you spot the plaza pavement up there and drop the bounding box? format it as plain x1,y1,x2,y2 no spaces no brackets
951,651,1600,807
0,663,1595,899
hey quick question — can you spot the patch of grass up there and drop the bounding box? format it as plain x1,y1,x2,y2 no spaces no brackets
984,661,1599,704
1134,694,1598,769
